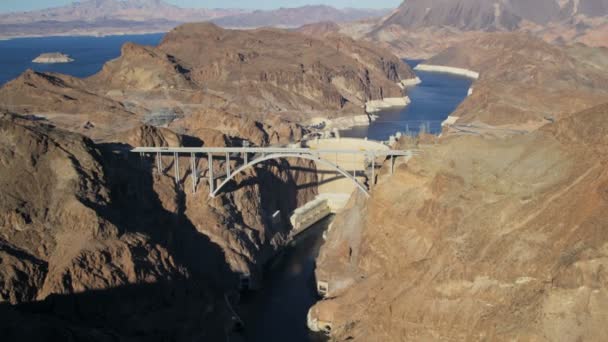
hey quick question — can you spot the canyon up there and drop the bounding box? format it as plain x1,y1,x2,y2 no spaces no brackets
306,22,608,341
0,20,415,340
310,102,608,340
1,0,608,341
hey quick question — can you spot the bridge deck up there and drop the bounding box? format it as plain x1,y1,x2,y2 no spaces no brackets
131,146,418,197
131,146,417,157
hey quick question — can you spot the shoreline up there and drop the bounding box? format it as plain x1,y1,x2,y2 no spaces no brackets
307,114,379,131
414,64,480,79
365,96,411,113
0,30,168,41
397,77,422,89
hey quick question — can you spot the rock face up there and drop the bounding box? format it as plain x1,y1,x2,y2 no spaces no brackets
380,0,527,30
425,33,608,128
327,0,608,58
0,114,214,339
311,102,608,340
153,23,413,117
32,52,74,64
0,111,319,338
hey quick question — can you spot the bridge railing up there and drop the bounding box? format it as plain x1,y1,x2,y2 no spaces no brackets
131,147,420,197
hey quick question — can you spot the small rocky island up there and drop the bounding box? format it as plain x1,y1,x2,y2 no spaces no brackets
32,52,74,64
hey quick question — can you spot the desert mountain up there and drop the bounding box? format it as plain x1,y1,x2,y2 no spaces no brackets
326,0,608,58
0,0,389,39
0,108,321,338
376,0,608,31
211,5,389,28
0,0,241,24
425,33,608,128
310,101,608,340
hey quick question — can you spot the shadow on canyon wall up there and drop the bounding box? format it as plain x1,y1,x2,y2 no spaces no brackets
0,146,236,341
0,142,322,341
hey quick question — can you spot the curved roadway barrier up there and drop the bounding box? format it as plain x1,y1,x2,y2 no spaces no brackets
131,145,416,198
210,152,371,198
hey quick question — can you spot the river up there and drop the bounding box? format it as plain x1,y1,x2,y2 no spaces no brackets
236,216,332,342
237,61,474,341
1,35,471,341
340,60,474,140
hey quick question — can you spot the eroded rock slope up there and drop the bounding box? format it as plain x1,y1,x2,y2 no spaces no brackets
311,103,608,340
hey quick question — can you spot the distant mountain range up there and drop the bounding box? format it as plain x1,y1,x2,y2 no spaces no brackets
302,0,608,58
0,0,243,24
0,0,388,39
378,0,608,31
210,5,389,28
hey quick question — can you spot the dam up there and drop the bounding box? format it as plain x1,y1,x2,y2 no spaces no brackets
288,137,401,235
132,137,416,341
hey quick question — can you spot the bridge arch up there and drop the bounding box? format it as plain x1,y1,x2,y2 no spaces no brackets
211,153,370,198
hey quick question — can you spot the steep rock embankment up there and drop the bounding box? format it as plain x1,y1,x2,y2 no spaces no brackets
310,103,608,340
0,113,229,339
0,114,180,304
0,69,133,117
89,42,195,91
169,108,305,146
0,113,318,338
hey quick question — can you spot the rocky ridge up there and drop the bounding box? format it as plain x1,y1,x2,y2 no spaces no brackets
424,33,608,128
0,109,318,339
317,0,608,58
0,1,388,40
310,102,608,340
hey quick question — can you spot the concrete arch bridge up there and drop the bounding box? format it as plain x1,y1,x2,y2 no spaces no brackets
131,145,417,198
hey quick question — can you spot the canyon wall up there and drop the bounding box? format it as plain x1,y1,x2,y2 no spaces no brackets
0,111,318,339
311,103,608,340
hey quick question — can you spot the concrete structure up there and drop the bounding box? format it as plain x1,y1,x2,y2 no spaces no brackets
290,197,332,235
303,138,393,196
131,145,416,198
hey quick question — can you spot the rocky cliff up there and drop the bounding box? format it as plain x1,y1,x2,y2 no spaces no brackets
0,108,318,338
426,33,608,128
154,23,413,118
310,102,608,340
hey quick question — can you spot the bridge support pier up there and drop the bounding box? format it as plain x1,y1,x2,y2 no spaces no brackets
191,153,197,194
132,147,416,199
371,153,375,190
174,152,180,184
156,152,163,174
226,152,231,181
208,153,214,196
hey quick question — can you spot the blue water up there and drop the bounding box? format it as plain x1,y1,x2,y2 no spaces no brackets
0,34,164,85
341,60,473,140
0,38,469,142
